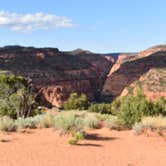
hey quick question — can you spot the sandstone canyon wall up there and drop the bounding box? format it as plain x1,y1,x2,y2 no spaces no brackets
121,68,166,101
0,46,112,107
102,47,166,101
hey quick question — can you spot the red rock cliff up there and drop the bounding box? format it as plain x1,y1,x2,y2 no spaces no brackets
121,68,166,101
0,46,112,107
102,47,166,99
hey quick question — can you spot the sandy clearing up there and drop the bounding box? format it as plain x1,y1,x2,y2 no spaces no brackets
0,128,166,166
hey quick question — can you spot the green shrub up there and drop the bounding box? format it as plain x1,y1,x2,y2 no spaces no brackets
83,113,100,129
94,113,112,121
116,94,154,128
15,117,38,129
0,100,16,118
68,131,85,145
36,113,55,128
68,138,78,145
110,97,123,115
153,97,166,115
88,103,112,114
0,116,16,131
111,85,166,128
15,113,56,129
105,116,123,130
15,117,27,129
74,131,85,140
133,116,166,135
63,93,90,110
0,74,38,119
132,122,144,135
113,89,166,128
54,112,83,132
54,111,101,132
23,118,38,129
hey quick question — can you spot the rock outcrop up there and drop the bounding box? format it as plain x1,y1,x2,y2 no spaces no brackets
121,68,166,100
108,53,137,75
0,46,112,107
102,46,166,100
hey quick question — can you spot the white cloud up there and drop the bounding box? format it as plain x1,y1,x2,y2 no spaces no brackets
0,11,75,32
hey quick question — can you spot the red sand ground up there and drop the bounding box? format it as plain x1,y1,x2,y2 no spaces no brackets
0,128,166,166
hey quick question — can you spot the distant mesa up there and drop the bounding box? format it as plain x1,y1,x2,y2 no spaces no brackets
65,48,93,55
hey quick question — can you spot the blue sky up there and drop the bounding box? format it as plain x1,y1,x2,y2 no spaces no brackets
0,0,165,53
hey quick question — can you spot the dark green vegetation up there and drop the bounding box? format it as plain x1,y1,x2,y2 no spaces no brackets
64,91,166,128
154,97,166,115
63,93,114,114
0,74,38,119
115,94,154,127
112,94,166,127
88,103,113,114
63,93,90,110
68,131,85,145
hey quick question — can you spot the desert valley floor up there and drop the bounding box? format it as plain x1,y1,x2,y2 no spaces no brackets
0,128,166,166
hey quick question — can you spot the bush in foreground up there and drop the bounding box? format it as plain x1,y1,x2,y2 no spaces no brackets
54,112,83,133
116,94,154,128
133,116,166,135
68,131,85,145
0,116,16,132
0,111,103,133
36,113,55,128
0,74,38,119
15,117,38,129
53,111,101,133
83,113,101,129
105,116,124,130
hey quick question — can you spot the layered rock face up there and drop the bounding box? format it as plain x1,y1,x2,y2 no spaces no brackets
1,45,165,107
102,47,166,100
108,53,137,75
121,68,166,100
0,46,112,107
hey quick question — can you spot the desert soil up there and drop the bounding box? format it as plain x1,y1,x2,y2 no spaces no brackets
0,128,166,166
